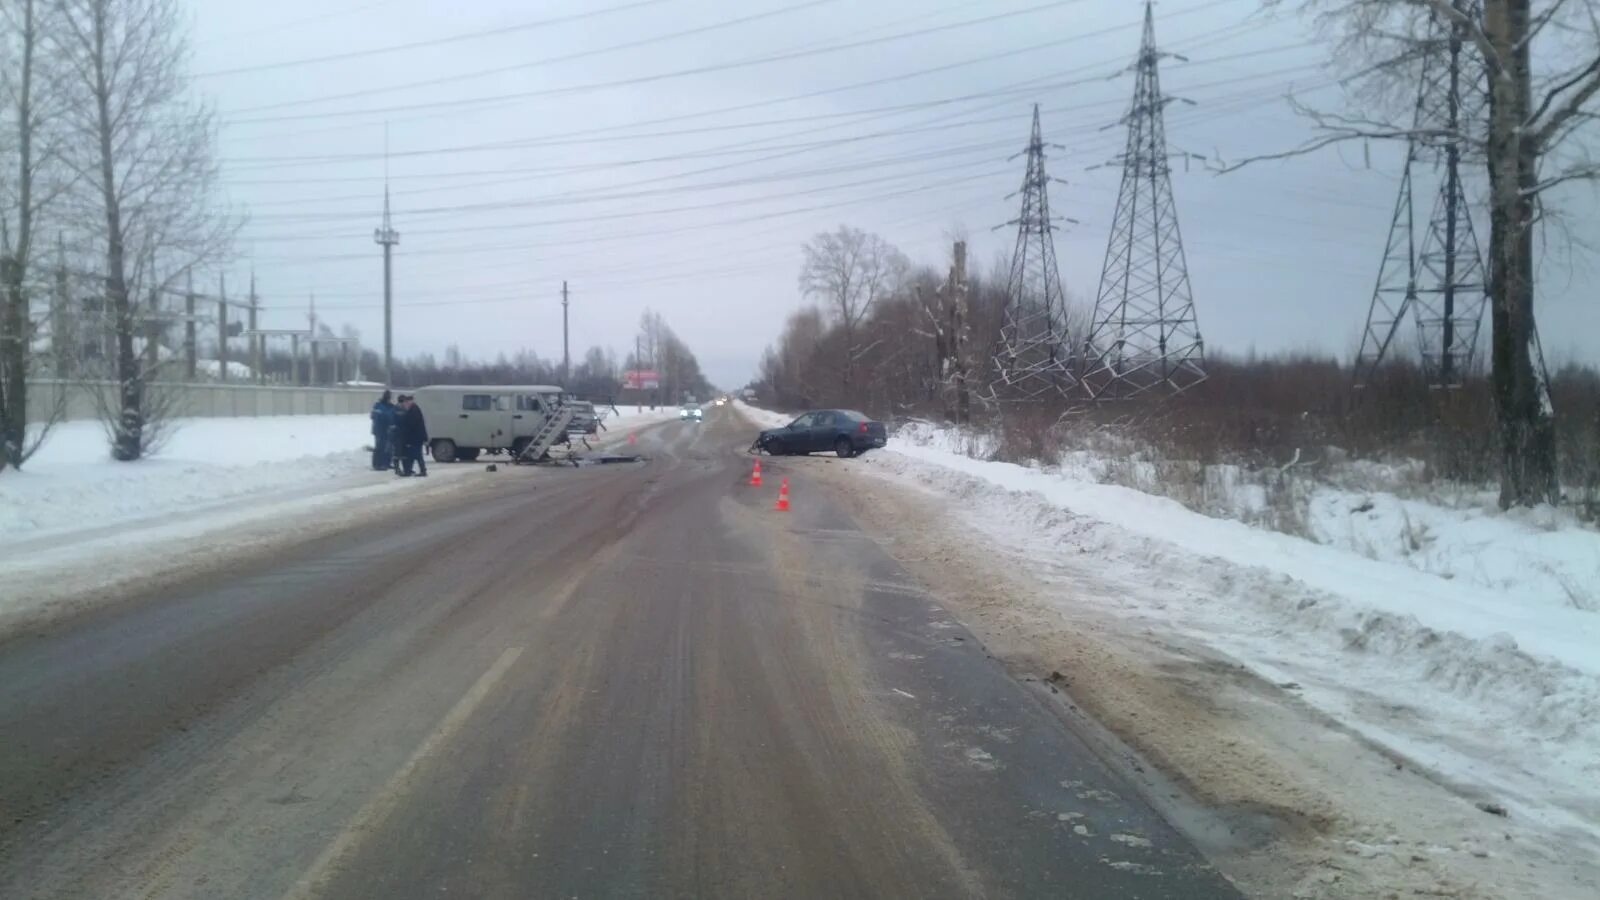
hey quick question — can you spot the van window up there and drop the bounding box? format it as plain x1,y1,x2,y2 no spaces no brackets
462,394,492,411
493,395,512,411
516,395,542,412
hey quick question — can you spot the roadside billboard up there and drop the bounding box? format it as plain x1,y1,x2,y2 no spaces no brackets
623,369,660,390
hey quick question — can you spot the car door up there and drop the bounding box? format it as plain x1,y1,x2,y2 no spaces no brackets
457,393,495,446
782,413,815,453
808,411,839,452
512,393,539,439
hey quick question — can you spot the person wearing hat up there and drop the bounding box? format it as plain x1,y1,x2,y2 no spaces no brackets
395,394,429,477
370,390,397,471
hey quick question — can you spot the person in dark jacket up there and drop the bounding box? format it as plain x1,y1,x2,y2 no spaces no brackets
395,394,429,477
370,390,397,471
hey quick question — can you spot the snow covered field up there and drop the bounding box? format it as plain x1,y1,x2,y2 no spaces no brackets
2,416,379,539
0,406,679,627
735,401,1600,890
881,422,1599,822
2,406,677,540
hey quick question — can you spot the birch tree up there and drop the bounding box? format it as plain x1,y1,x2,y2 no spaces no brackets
1250,0,1600,507
57,0,231,461
799,225,909,392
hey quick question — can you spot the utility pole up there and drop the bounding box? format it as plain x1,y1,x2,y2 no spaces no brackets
561,280,570,386
217,273,229,384
635,333,642,413
308,293,319,387
144,285,161,373
374,182,399,385
249,273,262,385
52,236,71,377
952,240,970,424
184,270,196,380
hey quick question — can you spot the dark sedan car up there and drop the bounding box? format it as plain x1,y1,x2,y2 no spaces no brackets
756,409,887,458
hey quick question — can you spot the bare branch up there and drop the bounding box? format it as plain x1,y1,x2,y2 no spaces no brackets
1409,0,1503,74
1530,54,1600,148
1522,163,1600,196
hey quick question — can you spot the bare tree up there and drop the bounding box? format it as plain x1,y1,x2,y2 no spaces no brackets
56,0,232,461
0,0,68,471
799,225,909,391
1240,0,1600,507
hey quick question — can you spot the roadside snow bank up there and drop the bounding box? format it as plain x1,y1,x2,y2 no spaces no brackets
867,424,1600,840
2,416,375,539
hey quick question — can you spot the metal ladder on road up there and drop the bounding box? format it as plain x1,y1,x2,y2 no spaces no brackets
516,405,576,464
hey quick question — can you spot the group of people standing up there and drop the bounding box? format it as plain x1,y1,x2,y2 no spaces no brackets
370,390,430,477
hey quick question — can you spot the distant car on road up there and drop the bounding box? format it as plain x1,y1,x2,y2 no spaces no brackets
680,404,703,422
755,409,886,458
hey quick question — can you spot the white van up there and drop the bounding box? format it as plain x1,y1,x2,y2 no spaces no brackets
411,384,566,462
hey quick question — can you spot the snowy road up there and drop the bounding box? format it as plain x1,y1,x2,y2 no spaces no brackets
0,405,1238,899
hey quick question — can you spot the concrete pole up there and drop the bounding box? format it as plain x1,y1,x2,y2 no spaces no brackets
52,239,71,377
561,280,570,386
217,273,228,383
184,271,196,381
144,285,161,374
249,272,262,385
952,240,969,425
291,334,301,386
308,294,319,387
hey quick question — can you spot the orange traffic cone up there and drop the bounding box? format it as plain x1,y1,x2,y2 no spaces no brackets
750,460,763,486
774,477,790,512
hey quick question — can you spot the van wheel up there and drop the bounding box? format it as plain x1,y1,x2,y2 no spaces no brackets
457,447,480,462
432,439,457,463
835,437,855,459
510,438,531,460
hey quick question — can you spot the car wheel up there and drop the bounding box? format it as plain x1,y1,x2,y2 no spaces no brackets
834,437,855,458
431,439,457,463
457,447,480,462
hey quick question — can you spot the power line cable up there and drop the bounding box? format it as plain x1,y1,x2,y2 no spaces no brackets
218,0,1128,125
221,0,841,113
196,0,680,78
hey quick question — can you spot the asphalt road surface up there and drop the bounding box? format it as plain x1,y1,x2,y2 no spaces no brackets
0,405,1241,899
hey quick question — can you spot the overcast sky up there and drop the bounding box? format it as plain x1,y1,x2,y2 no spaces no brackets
191,0,1599,389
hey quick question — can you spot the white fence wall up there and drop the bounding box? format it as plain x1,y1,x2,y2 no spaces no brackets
26,379,378,423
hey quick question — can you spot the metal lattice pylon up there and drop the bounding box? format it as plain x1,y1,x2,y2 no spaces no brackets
990,104,1076,400
1082,1,1205,401
1354,1,1491,389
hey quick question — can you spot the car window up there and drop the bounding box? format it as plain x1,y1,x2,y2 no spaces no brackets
462,394,492,411
840,410,868,421
789,413,815,428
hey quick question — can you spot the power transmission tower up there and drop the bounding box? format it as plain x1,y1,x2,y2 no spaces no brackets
1082,1,1205,401
990,103,1076,400
1355,1,1494,390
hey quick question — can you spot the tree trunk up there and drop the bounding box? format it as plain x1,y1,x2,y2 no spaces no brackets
1484,0,1558,507
1,0,38,471
88,10,140,461
1,257,27,469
